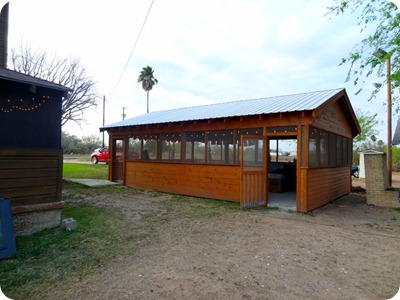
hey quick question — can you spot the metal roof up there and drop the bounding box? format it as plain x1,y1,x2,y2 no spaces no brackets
102,88,345,130
0,67,71,92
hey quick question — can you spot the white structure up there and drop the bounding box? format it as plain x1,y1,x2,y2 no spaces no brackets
359,150,381,178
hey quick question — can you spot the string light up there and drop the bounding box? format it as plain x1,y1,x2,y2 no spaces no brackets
0,95,52,113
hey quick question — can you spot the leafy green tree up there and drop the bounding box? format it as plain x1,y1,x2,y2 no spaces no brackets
353,109,384,151
61,132,102,154
392,145,400,170
61,132,82,154
81,135,103,153
137,66,158,113
326,1,400,109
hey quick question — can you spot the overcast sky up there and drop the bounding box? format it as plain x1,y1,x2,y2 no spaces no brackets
3,0,400,143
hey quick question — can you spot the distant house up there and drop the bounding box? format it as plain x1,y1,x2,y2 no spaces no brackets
101,88,361,212
0,3,70,234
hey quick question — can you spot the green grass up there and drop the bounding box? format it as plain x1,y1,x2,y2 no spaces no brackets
171,195,238,218
0,204,137,299
63,163,108,179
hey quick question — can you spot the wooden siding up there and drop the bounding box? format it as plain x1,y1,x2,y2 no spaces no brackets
125,161,241,201
0,148,62,207
241,172,267,208
312,101,353,138
300,167,350,212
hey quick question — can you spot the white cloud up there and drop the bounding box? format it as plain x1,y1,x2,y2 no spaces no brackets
2,0,394,141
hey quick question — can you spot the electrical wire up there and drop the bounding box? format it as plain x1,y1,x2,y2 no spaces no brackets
109,0,155,97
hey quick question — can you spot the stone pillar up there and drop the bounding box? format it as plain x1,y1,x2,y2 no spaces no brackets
364,152,400,208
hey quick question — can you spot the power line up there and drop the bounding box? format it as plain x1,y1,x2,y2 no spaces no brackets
109,0,155,97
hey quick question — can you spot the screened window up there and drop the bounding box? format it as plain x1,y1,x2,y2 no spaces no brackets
114,139,124,160
345,138,352,165
183,131,205,163
242,138,265,169
342,137,348,165
309,128,318,167
207,130,234,164
161,132,181,161
347,138,353,165
308,126,352,168
235,128,263,164
336,135,343,166
142,134,158,160
319,131,328,166
301,126,306,167
328,133,336,166
128,136,141,160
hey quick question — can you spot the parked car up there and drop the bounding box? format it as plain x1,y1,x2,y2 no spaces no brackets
351,165,359,178
90,148,109,164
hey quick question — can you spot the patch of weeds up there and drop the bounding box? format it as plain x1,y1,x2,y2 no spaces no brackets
0,204,137,298
63,183,144,197
63,181,90,189
170,196,238,219
171,194,186,201
95,185,144,195
148,191,166,197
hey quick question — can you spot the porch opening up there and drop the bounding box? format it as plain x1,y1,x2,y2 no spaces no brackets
268,138,297,210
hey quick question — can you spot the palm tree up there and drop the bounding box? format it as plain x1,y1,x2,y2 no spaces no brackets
137,66,158,113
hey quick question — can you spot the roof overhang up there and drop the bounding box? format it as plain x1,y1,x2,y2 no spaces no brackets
0,68,71,96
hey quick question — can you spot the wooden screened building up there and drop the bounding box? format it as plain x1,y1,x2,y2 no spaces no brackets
101,88,360,212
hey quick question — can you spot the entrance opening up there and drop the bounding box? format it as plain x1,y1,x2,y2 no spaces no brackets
268,138,297,210
111,138,124,183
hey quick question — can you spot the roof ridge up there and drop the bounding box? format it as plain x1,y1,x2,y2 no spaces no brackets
148,87,344,114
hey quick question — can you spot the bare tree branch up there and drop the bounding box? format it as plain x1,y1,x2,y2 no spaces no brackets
9,43,99,127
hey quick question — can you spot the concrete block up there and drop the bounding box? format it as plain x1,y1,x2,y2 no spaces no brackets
61,218,77,231
13,209,62,236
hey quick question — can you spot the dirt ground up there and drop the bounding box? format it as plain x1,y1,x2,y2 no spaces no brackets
40,176,400,299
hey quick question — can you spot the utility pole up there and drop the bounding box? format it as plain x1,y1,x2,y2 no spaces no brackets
122,107,127,120
373,48,392,186
102,96,106,148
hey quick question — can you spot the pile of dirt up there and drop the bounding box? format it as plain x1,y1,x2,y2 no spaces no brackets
351,185,366,193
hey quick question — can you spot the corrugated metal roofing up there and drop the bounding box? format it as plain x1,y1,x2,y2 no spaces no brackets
102,88,344,130
0,68,71,92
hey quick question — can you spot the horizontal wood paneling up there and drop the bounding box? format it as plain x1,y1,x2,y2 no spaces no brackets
0,177,58,189
312,101,353,138
0,148,62,207
126,162,240,201
306,167,350,211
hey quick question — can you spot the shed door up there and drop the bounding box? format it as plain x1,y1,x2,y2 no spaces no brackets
240,136,268,209
111,138,124,183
